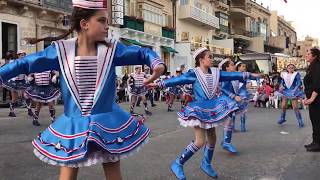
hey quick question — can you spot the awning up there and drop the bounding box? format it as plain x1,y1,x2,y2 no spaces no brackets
120,38,144,46
161,46,178,53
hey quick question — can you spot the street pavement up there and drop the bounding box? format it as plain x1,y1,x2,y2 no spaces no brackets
0,102,319,180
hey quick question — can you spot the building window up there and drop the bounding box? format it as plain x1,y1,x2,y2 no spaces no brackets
216,12,229,33
180,0,189,5
140,3,164,26
124,0,130,16
2,22,18,58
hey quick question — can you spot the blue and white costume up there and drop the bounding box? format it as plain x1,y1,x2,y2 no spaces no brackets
221,80,250,115
25,71,61,103
168,82,183,96
2,73,29,91
129,72,148,96
277,71,304,127
277,72,304,99
0,38,163,167
158,67,253,129
182,84,193,96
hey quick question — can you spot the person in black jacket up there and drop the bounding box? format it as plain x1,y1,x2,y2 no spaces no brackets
303,48,320,152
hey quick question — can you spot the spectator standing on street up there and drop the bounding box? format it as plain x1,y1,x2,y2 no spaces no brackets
303,48,320,152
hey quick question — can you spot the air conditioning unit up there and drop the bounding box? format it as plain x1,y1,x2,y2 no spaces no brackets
181,32,189,41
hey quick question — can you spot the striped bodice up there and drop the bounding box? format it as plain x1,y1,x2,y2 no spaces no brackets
74,56,97,116
204,74,214,94
132,73,146,87
34,71,51,86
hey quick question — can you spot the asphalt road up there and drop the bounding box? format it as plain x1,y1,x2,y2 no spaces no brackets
0,102,319,180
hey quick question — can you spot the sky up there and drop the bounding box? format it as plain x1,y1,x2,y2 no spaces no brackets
257,0,319,40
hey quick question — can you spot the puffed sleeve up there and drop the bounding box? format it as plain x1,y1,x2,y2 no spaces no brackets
158,69,196,89
0,45,59,83
311,62,320,94
220,71,256,82
114,42,164,70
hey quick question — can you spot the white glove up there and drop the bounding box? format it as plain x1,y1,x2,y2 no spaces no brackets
27,76,34,82
52,76,57,84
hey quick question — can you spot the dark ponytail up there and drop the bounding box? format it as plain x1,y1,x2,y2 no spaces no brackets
26,7,98,44
195,50,210,67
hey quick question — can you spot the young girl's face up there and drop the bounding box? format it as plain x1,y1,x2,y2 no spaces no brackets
238,64,246,72
200,51,213,68
83,10,109,42
226,61,235,72
287,64,295,73
135,67,141,73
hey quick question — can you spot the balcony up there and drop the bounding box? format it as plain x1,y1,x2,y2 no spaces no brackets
162,27,175,39
179,5,219,29
229,5,253,18
121,16,144,32
219,25,229,33
213,0,229,12
230,28,252,41
268,36,286,49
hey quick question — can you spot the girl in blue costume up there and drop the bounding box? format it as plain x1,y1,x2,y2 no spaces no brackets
277,63,304,127
167,68,184,111
0,0,165,179
235,61,251,132
24,71,61,126
219,59,244,153
2,51,32,117
149,47,260,179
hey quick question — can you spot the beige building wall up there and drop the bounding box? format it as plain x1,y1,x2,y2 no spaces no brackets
0,1,70,60
247,36,264,53
297,36,319,58
176,0,215,43
269,10,297,55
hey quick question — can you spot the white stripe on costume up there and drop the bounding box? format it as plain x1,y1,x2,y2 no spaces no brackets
34,71,51,86
194,67,220,99
281,72,298,88
75,56,97,116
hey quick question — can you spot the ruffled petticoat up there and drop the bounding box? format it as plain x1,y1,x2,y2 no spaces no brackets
2,80,29,91
24,84,60,103
33,138,148,167
32,110,150,168
177,95,238,129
